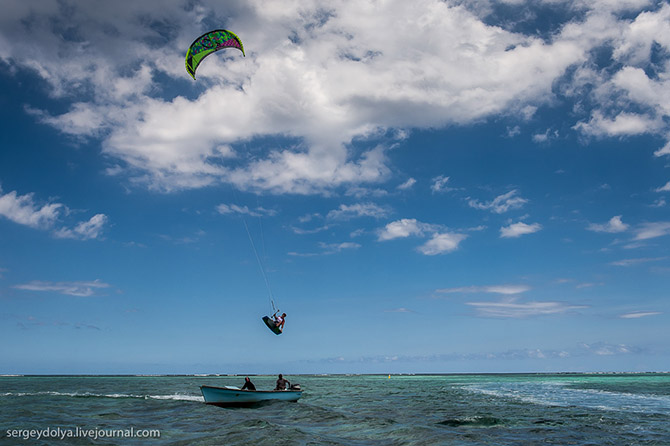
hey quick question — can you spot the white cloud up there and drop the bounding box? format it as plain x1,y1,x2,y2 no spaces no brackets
571,4,670,146
587,215,629,233
437,284,531,295
575,282,603,289
326,202,390,220
532,128,558,143
378,218,465,254
417,232,467,255
216,203,277,217
655,181,670,192
0,188,62,229
54,214,108,240
506,125,521,137
574,110,662,137
466,298,588,318
468,190,528,214
397,178,416,190
430,175,451,193
291,224,330,235
2,1,668,194
377,218,430,241
14,279,111,297
609,257,666,266
579,342,637,357
344,186,388,198
500,222,542,238
288,241,360,257
619,311,662,319
633,222,670,240
319,242,360,254
655,141,670,157
651,197,666,208
384,307,415,313
0,186,106,239
7,0,643,194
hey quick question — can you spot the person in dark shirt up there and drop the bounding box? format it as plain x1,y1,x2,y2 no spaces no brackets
273,312,287,332
275,374,290,390
241,377,256,391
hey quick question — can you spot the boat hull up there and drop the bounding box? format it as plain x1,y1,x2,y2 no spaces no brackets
200,385,302,407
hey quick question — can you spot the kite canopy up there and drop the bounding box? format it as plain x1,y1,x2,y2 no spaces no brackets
185,29,245,79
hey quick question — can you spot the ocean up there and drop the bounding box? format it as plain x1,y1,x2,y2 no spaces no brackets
1,373,669,445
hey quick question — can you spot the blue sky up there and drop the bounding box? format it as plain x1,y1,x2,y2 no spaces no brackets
1,0,669,374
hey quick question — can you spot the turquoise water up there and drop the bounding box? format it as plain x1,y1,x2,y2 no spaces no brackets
1,374,669,445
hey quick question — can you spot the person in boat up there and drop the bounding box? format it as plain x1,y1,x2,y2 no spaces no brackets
241,376,256,391
273,312,287,332
275,374,290,391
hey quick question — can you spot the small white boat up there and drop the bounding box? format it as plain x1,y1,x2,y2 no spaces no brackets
200,385,302,407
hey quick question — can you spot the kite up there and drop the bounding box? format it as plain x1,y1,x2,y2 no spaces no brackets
185,29,245,79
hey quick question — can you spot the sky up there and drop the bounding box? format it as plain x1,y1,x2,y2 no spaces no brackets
0,0,669,375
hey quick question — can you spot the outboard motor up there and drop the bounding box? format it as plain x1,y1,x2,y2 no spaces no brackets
289,384,301,391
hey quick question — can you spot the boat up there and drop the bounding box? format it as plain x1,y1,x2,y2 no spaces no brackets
200,385,302,407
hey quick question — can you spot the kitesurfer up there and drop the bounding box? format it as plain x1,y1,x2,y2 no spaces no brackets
275,374,290,391
273,312,286,332
241,377,256,391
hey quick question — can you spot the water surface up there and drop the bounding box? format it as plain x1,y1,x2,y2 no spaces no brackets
1,374,669,445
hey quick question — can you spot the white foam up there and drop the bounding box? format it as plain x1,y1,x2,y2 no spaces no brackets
148,394,204,402
462,381,670,415
0,391,203,402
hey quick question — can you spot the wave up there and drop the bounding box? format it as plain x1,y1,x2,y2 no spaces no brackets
0,391,203,402
462,381,670,415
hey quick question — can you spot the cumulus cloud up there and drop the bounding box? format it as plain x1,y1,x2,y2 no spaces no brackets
378,218,466,254
574,110,662,137
587,215,629,233
6,1,667,194
417,232,467,255
0,188,62,229
0,186,107,240
570,4,670,149
468,190,528,214
500,221,542,238
377,218,432,241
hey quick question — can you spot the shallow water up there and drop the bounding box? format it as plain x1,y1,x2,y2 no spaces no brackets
1,374,669,445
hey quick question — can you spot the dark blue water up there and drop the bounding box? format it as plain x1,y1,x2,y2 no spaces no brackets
1,374,669,445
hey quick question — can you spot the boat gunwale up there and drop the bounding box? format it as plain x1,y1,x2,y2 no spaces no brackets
200,384,302,394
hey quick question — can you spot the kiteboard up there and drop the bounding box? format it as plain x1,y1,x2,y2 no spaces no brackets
262,316,282,335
